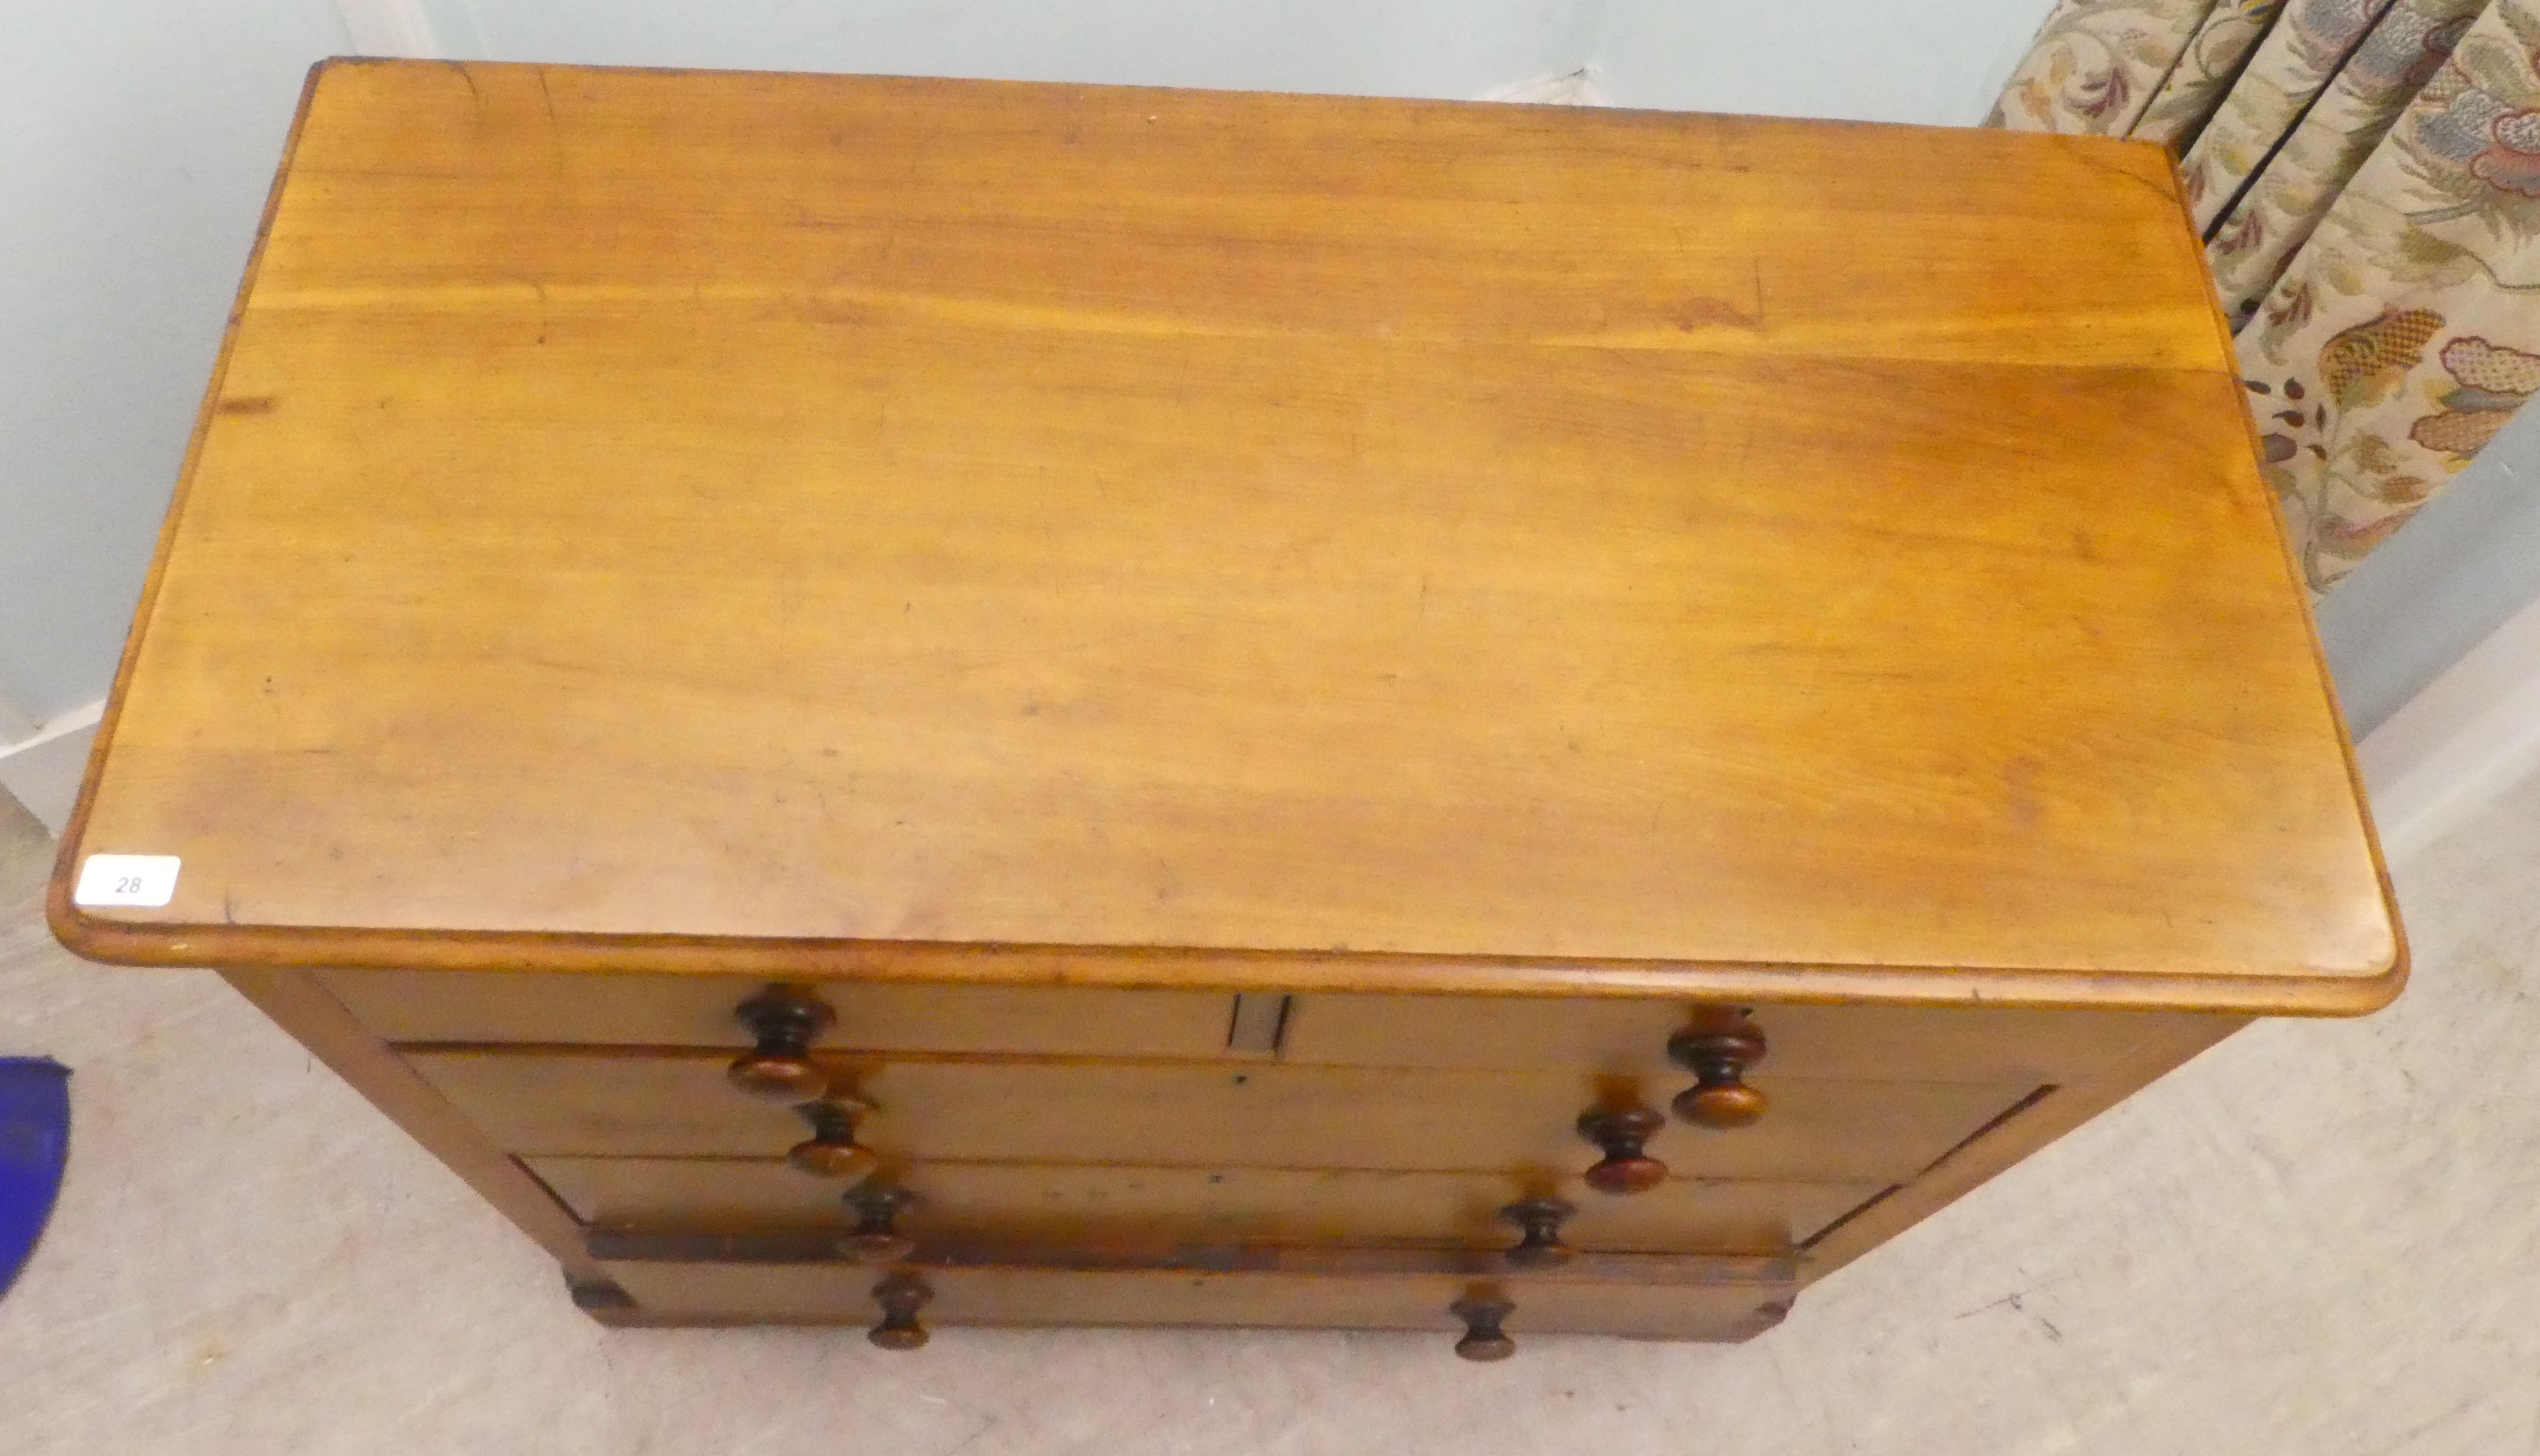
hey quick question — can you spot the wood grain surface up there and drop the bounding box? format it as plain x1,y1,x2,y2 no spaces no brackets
53,61,2398,1010
315,966,1238,1059
598,1258,1790,1340
528,1156,1880,1252
311,967,2230,1082
407,1047,2036,1182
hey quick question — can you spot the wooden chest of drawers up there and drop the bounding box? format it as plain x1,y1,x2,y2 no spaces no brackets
50,60,2400,1360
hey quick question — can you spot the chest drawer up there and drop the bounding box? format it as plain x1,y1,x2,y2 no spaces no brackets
414,1049,2038,1183
1282,994,2233,1084
531,1156,1884,1252
600,1258,1789,1342
318,968,1234,1060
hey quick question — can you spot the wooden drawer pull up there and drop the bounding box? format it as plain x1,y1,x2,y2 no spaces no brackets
841,1183,919,1265
1450,1293,1517,1361
728,987,836,1103
787,1096,879,1181
1668,1010,1769,1130
869,1273,931,1350
1497,1198,1577,1269
1575,1107,1669,1195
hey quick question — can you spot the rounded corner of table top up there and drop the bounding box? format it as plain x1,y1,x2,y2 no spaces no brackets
2301,932,2411,1017
42,833,218,970
40,890,152,970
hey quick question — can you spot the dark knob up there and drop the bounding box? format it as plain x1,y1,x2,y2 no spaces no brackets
869,1273,932,1350
728,987,836,1103
1449,1295,1517,1362
1576,1107,1669,1194
787,1097,880,1182
1497,1198,1577,1269
1667,1011,1769,1129
841,1183,920,1265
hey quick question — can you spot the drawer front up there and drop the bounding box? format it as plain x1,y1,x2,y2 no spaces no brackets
601,1260,1787,1341
319,968,1233,1060
531,1156,1885,1251
416,1049,2036,1182
1282,994,2231,1083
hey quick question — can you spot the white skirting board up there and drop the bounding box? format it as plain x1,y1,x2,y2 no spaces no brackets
0,701,103,836
2357,588,2540,864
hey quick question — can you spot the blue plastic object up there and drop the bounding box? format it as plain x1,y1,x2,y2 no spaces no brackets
0,1058,70,1301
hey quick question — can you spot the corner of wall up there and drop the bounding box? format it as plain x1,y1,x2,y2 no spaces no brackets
0,701,106,837
2358,589,2540,864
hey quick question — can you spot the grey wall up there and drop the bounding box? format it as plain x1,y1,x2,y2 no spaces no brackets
1591,0,2056,122
2317,408,2540,736
429,0,1601,99
0,0,352,726
431,0,2058,116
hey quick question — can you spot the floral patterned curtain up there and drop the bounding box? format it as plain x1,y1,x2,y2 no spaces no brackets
1990,0,2540,589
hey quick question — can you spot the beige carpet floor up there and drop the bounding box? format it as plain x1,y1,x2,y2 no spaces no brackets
4,773,2537,1455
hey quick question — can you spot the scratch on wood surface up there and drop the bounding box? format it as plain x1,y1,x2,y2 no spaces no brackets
2051,134,2177,205
446,61,484,119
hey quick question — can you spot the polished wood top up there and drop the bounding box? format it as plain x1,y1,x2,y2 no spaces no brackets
54,61,2399,1010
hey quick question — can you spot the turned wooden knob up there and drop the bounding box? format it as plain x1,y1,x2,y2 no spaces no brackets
787,1097,879,1181
1667,1013,1769,1129
841,1183,920,1265
870,1274,931,1350
1497,1198,1577,1269
1449,1295,1517,1362
728,987,836,1102
1576,1107,1669,1194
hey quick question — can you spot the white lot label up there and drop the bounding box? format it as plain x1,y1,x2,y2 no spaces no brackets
73,854,182,908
